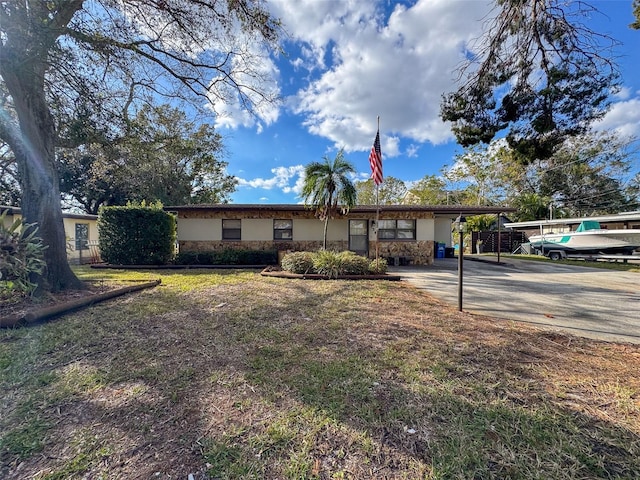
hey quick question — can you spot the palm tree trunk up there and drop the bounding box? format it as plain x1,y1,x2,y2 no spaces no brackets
323,216,328,250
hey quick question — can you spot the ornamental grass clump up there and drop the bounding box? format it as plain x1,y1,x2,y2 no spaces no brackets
281,250,386,277
312,250,343,278
280,251,315,274
368,257,388,274
337,251,370,275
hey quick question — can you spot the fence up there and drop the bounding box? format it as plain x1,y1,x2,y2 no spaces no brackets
471,231,528,254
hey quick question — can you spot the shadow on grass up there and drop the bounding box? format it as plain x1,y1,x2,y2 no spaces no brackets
1,271,639,479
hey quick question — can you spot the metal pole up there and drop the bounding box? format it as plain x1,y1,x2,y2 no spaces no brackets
375,116,380,267
458,227,463,311
375,182,380,267
497,212,501,263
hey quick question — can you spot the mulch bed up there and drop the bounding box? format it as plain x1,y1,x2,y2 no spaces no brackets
260,266,402,280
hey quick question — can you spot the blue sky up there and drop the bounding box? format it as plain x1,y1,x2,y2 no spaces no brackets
211,0,640,204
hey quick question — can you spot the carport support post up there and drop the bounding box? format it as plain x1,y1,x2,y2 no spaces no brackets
458,234,463,311
455,215,467,312
497,212,501,263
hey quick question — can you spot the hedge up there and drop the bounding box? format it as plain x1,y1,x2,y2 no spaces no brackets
98,205,176,265
174,249,278,265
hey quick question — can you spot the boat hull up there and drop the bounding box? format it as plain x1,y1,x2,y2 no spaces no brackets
528,229,640,255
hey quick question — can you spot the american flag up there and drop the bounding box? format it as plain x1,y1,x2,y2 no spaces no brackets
369,130,383,185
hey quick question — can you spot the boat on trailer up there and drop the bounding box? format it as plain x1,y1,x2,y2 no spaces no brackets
527,220,640,256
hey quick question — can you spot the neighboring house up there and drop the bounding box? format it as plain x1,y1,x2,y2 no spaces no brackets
167,204,512,265
1,205,100,264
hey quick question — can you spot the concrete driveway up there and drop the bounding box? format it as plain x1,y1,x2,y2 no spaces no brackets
392,256,640,344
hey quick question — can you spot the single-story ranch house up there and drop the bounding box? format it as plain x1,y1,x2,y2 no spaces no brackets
1,205,100,264
167,204,513,265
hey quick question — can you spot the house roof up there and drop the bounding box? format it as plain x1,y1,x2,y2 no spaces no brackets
0,205,19,215
165,204,514,217
1,205,97,220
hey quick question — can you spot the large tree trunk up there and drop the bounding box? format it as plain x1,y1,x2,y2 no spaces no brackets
2,70,83,292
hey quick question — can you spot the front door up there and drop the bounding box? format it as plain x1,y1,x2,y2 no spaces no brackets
349,219,369,256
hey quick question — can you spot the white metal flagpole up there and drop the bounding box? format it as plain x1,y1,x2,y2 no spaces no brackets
375,116,380,267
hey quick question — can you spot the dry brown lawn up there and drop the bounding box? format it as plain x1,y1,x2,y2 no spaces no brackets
1,268,639,479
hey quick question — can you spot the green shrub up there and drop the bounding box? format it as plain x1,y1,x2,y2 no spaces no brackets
312,250,343,278
98,203,176,265
281,250,387,277
338,250,370,275
173,251,212,265
175,249,277,265
236,249,278,265
368,257,388,274
0,211,46,297
280,251,315,274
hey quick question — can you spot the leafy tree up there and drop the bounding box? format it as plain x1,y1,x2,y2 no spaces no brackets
441,0,618,164
510,193,551,221
405,175,449,205
632,0,640,29
58,144,130,215
465,214,496,233
538,133,639,216
300,149,357,250
444,145,516,206
355,177,407,205
444,131,639,218
0,1,280,292
0,143,20,206
58,105,236,213
627,172,640,206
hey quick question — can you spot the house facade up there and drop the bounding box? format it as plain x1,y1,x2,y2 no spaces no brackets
1,206,100,264
168,204,511,265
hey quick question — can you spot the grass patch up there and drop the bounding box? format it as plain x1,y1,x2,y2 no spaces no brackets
0,268,639,478
502,254,640,272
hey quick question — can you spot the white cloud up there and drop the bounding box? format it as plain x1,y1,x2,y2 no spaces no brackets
613,86,633,100
236,165,306,195
595,97,640,138
272,0,492,155
406,144,419,158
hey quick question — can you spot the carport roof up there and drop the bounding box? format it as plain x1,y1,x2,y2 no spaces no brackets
166,204,514,217
505,211,640,229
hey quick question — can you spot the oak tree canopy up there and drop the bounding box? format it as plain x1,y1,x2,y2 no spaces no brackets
0,0,280,291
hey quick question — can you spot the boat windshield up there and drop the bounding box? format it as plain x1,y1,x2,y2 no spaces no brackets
576,220,601,232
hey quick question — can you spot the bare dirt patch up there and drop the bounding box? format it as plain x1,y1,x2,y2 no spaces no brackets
0,281,122,321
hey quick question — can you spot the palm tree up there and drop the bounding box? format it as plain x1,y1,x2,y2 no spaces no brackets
301,149,357,249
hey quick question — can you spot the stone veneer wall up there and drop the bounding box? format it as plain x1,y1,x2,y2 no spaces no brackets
375,240,435,265
178,239,435,265
178,240,347,253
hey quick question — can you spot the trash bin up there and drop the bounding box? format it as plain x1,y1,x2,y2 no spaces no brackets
445,247,454,258
436,242,445,259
